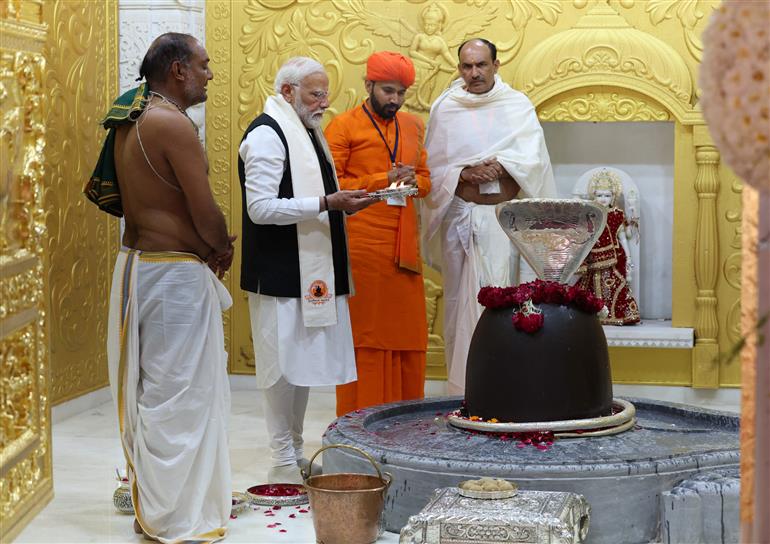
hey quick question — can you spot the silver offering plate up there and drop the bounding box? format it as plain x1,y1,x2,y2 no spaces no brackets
496,198,607,283
246,484,309,507
400,487,591,544
447,399,636,437
367,185,418,200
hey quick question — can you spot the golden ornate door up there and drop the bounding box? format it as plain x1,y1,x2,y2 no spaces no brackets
0,1,53,540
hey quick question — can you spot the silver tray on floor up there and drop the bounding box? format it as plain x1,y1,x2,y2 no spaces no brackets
246,484,309,506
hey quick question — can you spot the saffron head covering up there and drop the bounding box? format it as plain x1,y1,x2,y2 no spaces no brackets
366,51,416,88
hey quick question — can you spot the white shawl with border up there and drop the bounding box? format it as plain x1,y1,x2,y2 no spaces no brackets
422,75,557,266
263,95,339,327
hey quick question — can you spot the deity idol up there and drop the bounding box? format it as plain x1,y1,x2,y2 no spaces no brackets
576,169,640,325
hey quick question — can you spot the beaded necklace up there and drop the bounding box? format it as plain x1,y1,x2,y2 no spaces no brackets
149,91,199,135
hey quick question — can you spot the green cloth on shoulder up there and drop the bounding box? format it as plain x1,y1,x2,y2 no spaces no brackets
84,83,149,217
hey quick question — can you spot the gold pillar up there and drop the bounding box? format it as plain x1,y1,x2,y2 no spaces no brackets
0,1,53,540
691,125,720,388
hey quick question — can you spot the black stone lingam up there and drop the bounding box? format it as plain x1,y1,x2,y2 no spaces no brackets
464,303,613,423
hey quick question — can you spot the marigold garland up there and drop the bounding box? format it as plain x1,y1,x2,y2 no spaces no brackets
699,2,769,192
478,280,607,333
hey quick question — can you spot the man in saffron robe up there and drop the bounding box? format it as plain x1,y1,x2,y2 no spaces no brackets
325,51,431,416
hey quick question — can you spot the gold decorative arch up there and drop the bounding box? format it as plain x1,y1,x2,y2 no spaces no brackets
514,2,697,124
207,0,740,388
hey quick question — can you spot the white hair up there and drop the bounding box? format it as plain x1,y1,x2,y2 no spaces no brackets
274,57,326,94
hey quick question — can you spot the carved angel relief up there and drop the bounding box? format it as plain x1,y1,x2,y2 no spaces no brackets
237,0,562,120
335,1,496,111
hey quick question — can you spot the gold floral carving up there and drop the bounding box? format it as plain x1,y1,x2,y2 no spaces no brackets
0,264,39,319
723,179,743,345
645,0,716,63
1,323,38,452
231,0,560,120
539,91,670,122
1,2,52,538
473,0,562,67
207,1,235,366
43,0,119,404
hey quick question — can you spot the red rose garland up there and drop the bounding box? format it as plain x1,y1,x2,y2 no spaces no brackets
478,280,607,333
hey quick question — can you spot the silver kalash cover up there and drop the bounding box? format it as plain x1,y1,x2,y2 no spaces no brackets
399,487,591,544
496,199,607,284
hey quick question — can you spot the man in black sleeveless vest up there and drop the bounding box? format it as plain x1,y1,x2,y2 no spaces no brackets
238,57,375,484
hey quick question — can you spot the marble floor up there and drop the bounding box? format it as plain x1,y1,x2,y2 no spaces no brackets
14,379,739,544
16,384,400,544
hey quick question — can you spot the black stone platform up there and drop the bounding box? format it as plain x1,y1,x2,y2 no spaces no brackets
322,397,740,544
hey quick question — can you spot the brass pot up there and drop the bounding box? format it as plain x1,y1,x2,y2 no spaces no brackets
302,444,392,544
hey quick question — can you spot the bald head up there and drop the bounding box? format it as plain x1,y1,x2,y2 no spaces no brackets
138,33,212,109
457,39,500,95
139,33,198,85
457,38,497,62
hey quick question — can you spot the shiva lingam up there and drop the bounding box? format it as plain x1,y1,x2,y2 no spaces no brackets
322,200,736,540
449,198,636,436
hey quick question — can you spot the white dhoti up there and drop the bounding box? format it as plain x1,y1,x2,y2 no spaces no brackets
108,248,232,543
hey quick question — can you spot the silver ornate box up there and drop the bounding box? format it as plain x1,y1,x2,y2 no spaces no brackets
400,487,591,544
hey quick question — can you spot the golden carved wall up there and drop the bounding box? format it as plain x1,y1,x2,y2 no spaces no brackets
207,0,741,387
1,1,52,540
2,0,117,537
43,0,119,405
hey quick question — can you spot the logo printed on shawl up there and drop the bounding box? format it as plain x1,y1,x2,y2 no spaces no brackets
306,280,332,305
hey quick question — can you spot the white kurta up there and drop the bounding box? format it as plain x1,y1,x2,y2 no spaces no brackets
107,248,232,544
239,123,356,389
423,76,557,394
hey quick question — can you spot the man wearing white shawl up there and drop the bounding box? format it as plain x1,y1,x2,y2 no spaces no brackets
238,57,375,484
423,39,557,394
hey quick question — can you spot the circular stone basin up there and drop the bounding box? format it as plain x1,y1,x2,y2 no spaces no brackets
322,397,739,544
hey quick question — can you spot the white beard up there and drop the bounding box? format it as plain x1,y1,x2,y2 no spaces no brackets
293,101,324,129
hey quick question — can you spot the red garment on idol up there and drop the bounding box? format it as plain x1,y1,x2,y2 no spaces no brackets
577,207,640,325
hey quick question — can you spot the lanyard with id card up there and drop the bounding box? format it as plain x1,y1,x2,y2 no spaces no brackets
362,103,407,207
